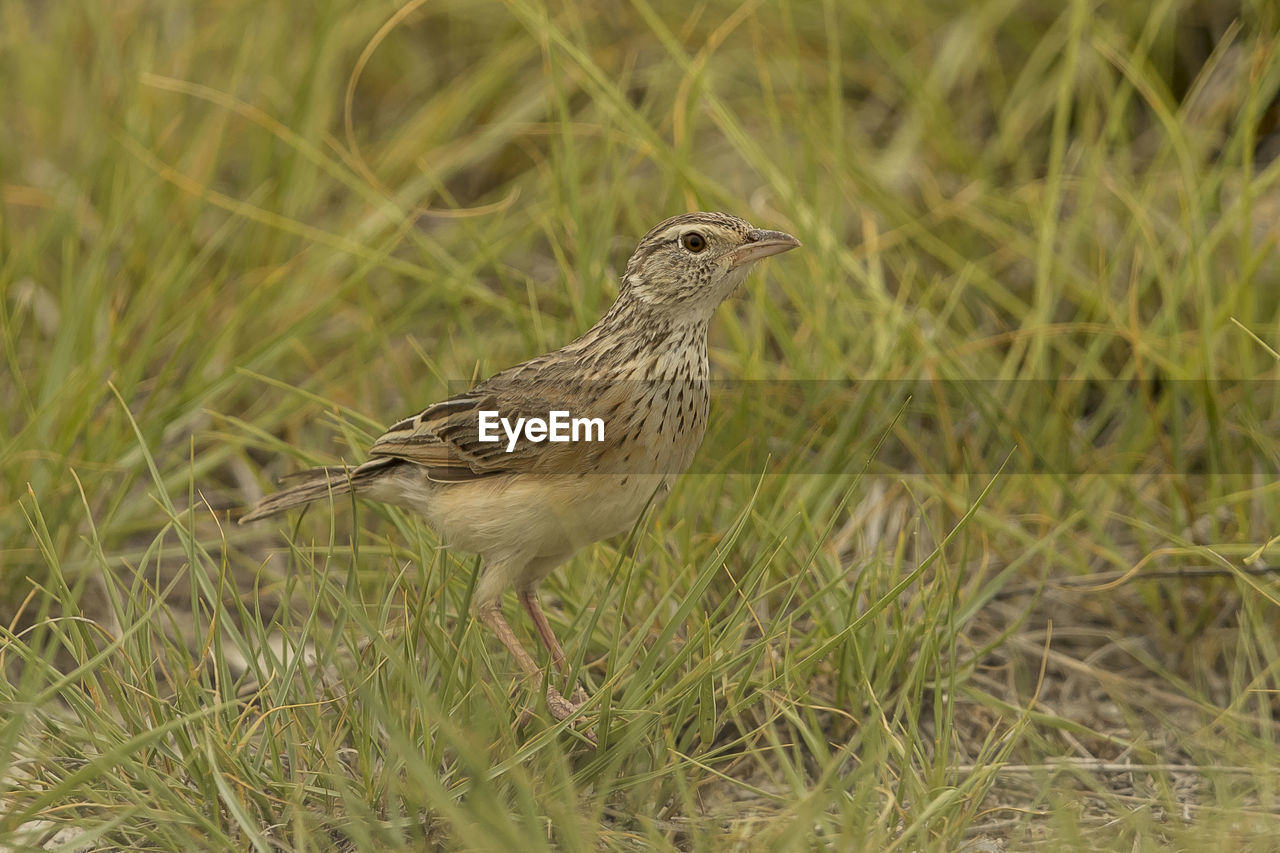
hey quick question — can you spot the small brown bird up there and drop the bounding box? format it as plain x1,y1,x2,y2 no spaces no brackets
241,212,800,731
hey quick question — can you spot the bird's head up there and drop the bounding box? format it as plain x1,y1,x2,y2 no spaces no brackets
618,211,800,316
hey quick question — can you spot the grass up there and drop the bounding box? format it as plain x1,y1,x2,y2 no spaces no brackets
3,0,1280,848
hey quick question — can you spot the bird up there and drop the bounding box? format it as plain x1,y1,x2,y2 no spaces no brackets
240,211,800,734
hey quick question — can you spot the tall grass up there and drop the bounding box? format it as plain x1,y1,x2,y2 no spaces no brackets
3,0,1280,848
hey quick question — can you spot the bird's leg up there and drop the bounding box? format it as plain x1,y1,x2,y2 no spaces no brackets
519,589,589,705
477,602,591,737
519,588,567,672
476,602,541,675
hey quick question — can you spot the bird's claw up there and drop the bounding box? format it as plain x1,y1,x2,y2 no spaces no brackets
546,685,597,744
512,682,596,744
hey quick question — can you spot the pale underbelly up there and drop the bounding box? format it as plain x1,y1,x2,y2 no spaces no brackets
375,469,674,560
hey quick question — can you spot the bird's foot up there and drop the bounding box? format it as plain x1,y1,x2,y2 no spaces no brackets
512,682,596,744
545,685,597,745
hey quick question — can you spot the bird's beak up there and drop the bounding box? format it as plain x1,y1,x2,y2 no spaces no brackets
725,229,802,269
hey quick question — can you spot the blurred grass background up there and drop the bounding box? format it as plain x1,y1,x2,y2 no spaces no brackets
3,0,1280,849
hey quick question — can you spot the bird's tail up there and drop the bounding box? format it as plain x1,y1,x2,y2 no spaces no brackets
239,462,390,524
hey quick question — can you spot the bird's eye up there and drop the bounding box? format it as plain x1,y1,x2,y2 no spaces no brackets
681,232,707,253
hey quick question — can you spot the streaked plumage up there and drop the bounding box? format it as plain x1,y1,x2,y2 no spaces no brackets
241,212,800,735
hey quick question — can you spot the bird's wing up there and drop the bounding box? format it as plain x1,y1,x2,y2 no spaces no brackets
368,372,609,481
369,391,512,481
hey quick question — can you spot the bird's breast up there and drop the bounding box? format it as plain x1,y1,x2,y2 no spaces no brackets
591,340,709,478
